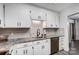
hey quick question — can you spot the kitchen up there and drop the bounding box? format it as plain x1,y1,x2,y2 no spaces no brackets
0,3,78,55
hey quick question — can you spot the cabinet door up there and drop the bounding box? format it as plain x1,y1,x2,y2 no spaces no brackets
11,46,33,55
5,4,31,28
24,47,33,55
59,37,64,51
33,41,43,55
42,39,51,55
17,5,31,28
38,9,47,20
30,7,40,20
5,4,19,28
30,8,46,20
55,13,60,28
18,14,31,28
16,48,25,55
0,4,4,27
10,48,24,55
46,11,56,28
23,42,33,55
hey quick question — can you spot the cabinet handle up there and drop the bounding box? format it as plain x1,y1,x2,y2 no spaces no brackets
37,42,40,45
20,22,21,26
32,47,34,49
41,45,45,49
0,19,1,24
16,50,17,54
56,25,57,27
11,50,13,53
17,22,21,26
23,50,25,54
29,10,31,14
51,24,53,27
26,50,27,54
38,16,41,19
4,24,5,27
17,22,19,26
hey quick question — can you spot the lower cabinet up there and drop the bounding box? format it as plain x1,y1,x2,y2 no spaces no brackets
11,46,33,55
59,37,64,51
41,39,51,55
33,43,43,55
10,39,50,55
33,39,50,55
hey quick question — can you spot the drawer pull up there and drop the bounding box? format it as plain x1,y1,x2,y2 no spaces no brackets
42,45,45,49
26,50,27,54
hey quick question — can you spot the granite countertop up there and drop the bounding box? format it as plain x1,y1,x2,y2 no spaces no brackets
0,35,64,50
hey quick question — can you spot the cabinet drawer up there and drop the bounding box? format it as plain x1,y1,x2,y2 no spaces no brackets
23,42,33,47
43,39,50,43
33,40,43,45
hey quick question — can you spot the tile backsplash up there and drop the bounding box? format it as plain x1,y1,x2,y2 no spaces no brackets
45,28,64,37
45,28,58,36
0,28,64,40
0,28,31,40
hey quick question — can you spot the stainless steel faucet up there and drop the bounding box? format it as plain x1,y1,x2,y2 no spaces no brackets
37,28,40,38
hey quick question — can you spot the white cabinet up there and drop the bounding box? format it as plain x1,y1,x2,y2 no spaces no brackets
33,39,50,55
42,39,51,55
0,4,4,27
55,13,60,28
43,10,59,28
46,11,56,28
14,48,25,55
10,39,50,55
33,40,43,55
10,42,33,55
59,37,64,51
11,46,33,55
5,4,31,28
30,8,47,20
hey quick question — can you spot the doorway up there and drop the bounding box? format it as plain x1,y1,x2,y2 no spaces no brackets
69,22,76,50
69,20,79,54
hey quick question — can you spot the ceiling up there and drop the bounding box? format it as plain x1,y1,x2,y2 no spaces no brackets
31,3,75,12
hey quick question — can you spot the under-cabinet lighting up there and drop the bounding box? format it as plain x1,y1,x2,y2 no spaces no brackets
32,20,41,24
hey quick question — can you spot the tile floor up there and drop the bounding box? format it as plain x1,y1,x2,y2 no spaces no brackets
54,40,79,55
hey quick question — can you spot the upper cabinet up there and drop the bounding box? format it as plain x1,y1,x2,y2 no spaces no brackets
0,4,59,28
5,4,31,28
30,7,47,20
55,13,60,28
0,4,4,27
43,10,60,28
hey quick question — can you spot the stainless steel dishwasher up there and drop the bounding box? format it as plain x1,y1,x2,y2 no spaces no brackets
51,37,59,54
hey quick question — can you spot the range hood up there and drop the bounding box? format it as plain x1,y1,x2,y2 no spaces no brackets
68,12,79,20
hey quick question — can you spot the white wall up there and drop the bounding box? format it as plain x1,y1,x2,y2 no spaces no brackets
75,20,79,40
59,4,79,51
